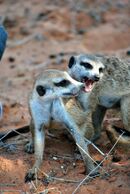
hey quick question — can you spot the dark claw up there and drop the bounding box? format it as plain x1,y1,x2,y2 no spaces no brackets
25,143,34,154
89,170,100,178
25,172,35,183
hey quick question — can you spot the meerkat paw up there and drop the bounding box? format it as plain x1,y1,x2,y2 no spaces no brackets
88,167,100,177
84,161,100,177
25,170,35,183
25,142,34,154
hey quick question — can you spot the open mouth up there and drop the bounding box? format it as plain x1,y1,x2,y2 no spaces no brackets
82,77,95,93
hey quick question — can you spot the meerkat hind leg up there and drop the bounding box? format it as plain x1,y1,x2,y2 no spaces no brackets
106,95,130,147
92,105,107,141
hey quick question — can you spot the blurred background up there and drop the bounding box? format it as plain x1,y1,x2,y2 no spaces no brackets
0,0,130,106
0,1,130,193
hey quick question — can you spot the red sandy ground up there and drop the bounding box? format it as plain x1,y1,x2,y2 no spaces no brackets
0,0,130,193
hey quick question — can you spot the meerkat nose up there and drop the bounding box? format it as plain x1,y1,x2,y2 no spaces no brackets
94,75,100,81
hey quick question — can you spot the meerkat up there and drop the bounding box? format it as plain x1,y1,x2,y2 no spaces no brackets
24,69,98,182
68,54,105,111
68,54,130,145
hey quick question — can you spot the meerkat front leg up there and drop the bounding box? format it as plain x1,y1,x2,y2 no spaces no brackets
92,104,107,141
25,100,50,182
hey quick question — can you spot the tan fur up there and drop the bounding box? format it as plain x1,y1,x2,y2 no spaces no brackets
50,98,95,140
87,56,130,144
106,125,130,150
68,54,130,146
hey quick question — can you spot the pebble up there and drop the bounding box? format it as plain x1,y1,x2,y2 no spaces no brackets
53,156,58,161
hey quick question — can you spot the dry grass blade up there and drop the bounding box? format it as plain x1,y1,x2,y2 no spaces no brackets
0,183,16,186
31,181,37,191
0,130,13,141
0,190,23,193
76,143,108,175
72,131,125,194
37,187,62,194
37,168,97,184
84,137,105,156
7,34,38,47
0,128,26,142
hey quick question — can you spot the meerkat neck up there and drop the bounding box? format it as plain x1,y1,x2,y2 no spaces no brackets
76,91,91,111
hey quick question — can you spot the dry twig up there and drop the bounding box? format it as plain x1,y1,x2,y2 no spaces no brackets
72,131,125,194
38,168,98,184
7,34,39,47
76,143,109,176
0,128,26,142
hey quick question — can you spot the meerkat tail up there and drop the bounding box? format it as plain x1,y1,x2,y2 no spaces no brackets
106,125,130,149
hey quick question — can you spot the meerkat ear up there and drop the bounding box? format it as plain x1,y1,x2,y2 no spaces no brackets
68,56,75,68
36,85,46,96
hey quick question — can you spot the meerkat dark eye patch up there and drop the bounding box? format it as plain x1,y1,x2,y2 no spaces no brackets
80,61,93,69
68,56,75,68
36,85,46,96
99,67,104,73
54,79,70,87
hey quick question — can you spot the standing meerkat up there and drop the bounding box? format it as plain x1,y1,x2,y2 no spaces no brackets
68,54,130,144
25,69,97,182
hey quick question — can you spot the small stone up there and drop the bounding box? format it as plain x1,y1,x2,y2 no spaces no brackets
8,56,15,62
61,165,64,169
53,156,57,160
49,54,56,59
73,162,76,167
4,15,17,28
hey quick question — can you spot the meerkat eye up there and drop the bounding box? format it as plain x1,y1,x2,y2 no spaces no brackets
99,67,104,73
68,56,75,68
80,62,93,69
54,79,70,87
36,85,46,96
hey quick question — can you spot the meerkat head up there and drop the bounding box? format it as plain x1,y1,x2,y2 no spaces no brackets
68,54,105,93
33,69,84,100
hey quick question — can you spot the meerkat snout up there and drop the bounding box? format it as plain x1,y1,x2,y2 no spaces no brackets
93,75,100,82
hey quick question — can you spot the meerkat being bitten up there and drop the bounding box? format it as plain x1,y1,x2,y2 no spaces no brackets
25,69,97,182
68,54,130,145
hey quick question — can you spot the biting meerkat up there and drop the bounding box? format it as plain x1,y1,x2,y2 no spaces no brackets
68,54,130,145
68,54,105,111
25,69,97,182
